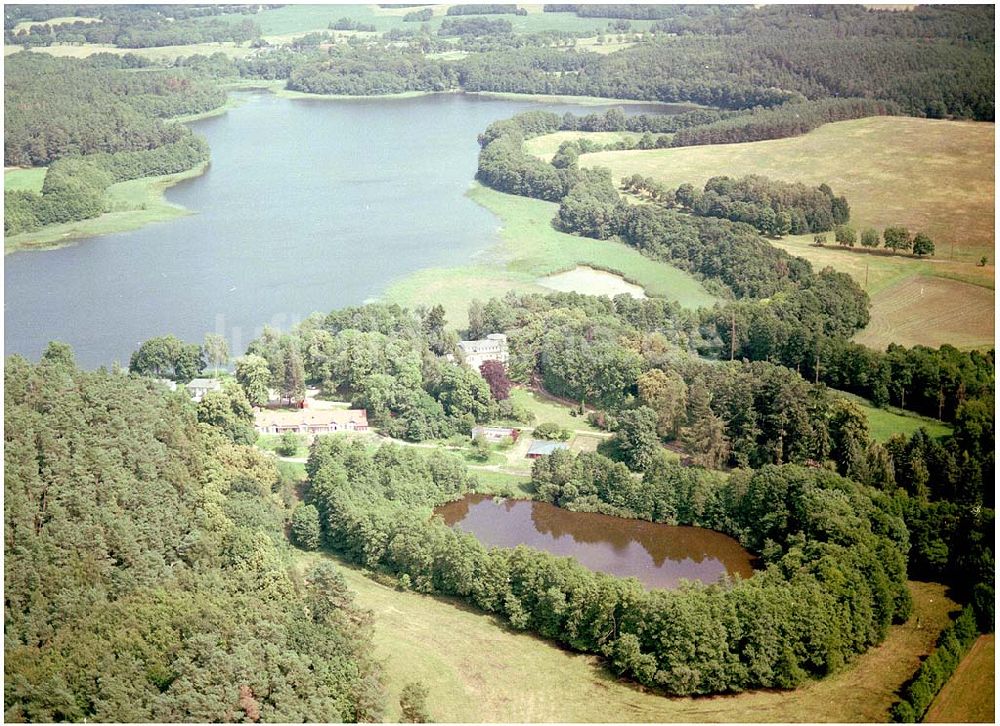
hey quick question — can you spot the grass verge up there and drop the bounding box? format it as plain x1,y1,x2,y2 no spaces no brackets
383,183,718,328
4,162,208,254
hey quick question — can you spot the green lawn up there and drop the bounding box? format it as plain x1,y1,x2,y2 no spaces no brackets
5,163,208,254
837,391,953,442
469,469,535,498
384,183,718,328
506,387,601,434
257,433,310,459
4,167,46,193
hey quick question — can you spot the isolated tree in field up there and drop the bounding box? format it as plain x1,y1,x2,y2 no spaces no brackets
912,232,935,257
204,333,229,376
281,347,306,404
479,360,511,401
291,504,321,550
399,682,431,723
470,434,491,461
860,227,881,248
235,354,271,406
813,233,827,246
834,225,856,247
883,226,912,253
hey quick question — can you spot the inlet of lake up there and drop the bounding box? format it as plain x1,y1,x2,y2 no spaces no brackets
435,493,757,589
5,91,681,368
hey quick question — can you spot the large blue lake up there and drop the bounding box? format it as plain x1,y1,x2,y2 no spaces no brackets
5,92,676,367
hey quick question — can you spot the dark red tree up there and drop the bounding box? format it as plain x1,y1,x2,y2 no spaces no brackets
480,360,511,401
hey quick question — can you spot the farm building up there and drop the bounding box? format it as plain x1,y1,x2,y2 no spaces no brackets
471,426,519,443
255,408,369,435
457,333,509,371
186,378,222,402
526,440,570,459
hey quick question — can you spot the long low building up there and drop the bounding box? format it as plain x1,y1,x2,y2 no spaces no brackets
255,408,369,435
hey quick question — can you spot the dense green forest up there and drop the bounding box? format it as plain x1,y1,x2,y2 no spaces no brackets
4,52,222,236
4,347,384,721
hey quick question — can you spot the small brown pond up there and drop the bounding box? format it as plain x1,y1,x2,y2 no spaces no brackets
434,494,756,589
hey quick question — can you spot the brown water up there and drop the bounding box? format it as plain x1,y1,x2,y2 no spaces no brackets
435,494,756,589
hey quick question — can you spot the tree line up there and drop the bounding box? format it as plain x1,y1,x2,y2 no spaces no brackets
303,434,913,696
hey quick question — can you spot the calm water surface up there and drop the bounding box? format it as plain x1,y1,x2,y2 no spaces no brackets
5,92,678,368
435,493,756,589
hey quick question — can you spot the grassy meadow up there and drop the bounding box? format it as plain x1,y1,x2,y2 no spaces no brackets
837,392,953,441
4,163,207,254
296,545,960,723
384,183,718,328
3,41,256,61
3,166,46,192
923,635,995,723
567,116,994,350
525,130,647,161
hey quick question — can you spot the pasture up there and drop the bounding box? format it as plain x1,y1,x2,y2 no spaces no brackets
297,549,959,723
3,41,255,61
924,635,995,723
525,130,646,161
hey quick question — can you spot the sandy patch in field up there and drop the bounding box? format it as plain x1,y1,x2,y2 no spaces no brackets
854,274,994,350
539,266,647,299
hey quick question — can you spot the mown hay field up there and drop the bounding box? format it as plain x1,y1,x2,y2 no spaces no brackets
581,117,995,262
300,550,958,723
924,635,995,723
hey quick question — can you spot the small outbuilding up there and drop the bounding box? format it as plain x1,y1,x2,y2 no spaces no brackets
471,426,519,444
186,378,222,402
525,440,570,459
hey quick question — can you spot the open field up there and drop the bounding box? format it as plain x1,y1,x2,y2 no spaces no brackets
924,635,995,723
525,130,646,161
582,117,995,263
852,274,995,350
4,41,255,60
384,184,718,328
297,548,959,723
3,167,46,193
12,16,100,33
837,392,953,441
539,265,647,298
574,117,995,350
4,163,207,254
